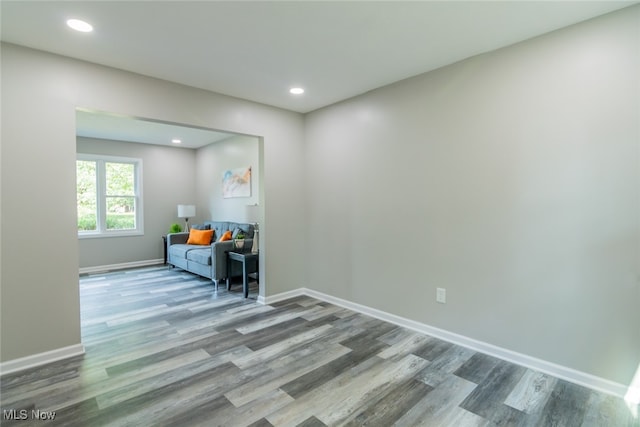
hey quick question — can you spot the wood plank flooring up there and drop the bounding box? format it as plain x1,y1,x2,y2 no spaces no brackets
1,266,637,426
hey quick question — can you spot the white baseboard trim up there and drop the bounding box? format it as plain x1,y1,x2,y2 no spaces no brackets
264,287,630,400
79,259,164,275
262,288,306,305
0,344,85,376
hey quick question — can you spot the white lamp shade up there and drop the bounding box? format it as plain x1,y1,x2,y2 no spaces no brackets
177,204,196,218
245,204,259,224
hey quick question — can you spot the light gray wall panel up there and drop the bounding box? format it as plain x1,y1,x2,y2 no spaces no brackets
196,135,261,223
304,7,639,385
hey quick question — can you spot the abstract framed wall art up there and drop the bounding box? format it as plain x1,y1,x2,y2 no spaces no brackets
222,166,251,198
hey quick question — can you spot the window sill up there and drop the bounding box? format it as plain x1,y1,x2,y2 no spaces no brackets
78,230,144,239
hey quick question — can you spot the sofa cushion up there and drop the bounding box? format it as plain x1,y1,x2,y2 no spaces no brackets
186,248,212,265
229,222,254,239
204,221,228,242
169,244,205,259
202,221,254,239
186,228,214,245
191,223,211,230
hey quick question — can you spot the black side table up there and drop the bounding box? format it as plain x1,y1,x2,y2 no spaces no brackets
162,235,168,265
226,251,259,298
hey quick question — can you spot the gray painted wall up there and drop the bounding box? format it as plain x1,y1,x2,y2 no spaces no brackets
0,43,306,362
196,135,261,223
304,7,639,385
77,137,198,268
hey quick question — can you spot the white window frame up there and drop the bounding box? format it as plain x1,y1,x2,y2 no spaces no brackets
77,154,144,239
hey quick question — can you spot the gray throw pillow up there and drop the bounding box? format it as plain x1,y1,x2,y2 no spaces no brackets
232,227,247,239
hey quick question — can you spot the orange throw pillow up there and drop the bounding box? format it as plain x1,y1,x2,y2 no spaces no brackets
186,228,214,245
218,230,232,242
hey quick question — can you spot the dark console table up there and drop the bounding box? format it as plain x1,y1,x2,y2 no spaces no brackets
226,251,259,298
162,235,168,265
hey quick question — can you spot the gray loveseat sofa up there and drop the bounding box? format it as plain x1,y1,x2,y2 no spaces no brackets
167,220,255,285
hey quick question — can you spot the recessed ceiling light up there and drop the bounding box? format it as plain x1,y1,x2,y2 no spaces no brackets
289,87,305,95
171,139,182,144
67,19,93,33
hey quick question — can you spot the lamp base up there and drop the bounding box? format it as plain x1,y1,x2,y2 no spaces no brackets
251,229,259,253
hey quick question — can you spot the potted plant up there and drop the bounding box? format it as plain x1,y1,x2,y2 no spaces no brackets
168,223,182,234
234,231,246,250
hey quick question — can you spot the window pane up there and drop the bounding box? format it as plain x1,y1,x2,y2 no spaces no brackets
105,162,135,196
77,160,97,231
106,196,136,230
77,156,142,236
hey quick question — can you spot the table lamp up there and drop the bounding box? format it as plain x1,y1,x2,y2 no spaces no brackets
177,204,196,231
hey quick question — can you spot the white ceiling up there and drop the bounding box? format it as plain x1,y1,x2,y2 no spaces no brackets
2,1,636,145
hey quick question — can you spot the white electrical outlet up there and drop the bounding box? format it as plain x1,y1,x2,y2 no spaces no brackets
436,288,446,304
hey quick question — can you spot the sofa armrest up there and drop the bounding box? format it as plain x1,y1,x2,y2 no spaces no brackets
211,239,254,281
167,232,188,245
